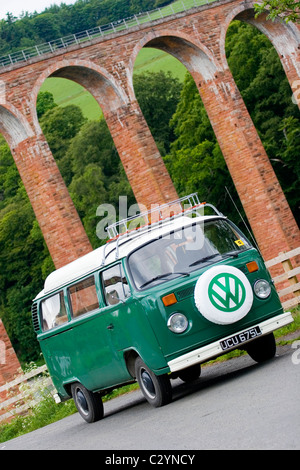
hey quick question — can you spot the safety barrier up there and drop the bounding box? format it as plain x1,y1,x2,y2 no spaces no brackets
265,247,300,309
0,364,53,422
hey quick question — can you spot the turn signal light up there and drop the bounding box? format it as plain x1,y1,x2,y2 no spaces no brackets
162,293,177,307
246,261,259,273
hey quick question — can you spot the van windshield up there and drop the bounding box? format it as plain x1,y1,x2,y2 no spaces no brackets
128,219,251,290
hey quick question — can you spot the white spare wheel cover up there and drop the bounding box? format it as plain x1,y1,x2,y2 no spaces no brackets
194,265,253,325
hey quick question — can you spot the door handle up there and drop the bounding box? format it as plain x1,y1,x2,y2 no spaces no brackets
107,323,114,330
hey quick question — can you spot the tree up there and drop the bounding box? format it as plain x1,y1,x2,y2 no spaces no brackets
226,21,300,224
254,0,300,23
67,119,119,178
39,104,87,181
66,119,135,245
275,117,300,218
130,0,154,14
133,71,182,154
32,13,61,42
69,164,108,247
0,136,19,205
36,91,57,119
164,73,240,222
0,185,53,362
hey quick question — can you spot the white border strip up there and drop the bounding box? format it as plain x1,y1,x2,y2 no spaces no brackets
168,311,294,372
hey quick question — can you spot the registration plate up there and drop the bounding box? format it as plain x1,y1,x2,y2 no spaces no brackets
220,326,262,351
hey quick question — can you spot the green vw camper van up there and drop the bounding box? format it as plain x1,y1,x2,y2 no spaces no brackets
32,194,293,423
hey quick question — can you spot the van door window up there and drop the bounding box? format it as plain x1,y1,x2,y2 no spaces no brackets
41,291,67,331
69,276,99,318
101,264,130,306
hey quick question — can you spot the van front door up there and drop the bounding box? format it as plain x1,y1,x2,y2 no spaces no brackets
100,262,133,353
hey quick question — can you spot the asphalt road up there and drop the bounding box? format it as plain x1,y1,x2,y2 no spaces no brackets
1,341,299,451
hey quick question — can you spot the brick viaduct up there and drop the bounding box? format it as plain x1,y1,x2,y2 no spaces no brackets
0,0,300,384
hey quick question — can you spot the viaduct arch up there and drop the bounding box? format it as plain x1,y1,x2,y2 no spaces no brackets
0,0,300,387
0,0,299,270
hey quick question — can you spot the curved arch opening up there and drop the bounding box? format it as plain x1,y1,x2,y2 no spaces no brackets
234,8,300,59
143,35,217,82
0,127,46,362
131,35,243,223
34,64,136,248
50,65,128,113
224,17,300,226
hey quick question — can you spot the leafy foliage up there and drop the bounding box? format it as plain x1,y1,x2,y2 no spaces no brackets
0,8,299,365
226,21,300,223
164,73,237,219
254,0,300,23
0,0,155,56
133,71,182,155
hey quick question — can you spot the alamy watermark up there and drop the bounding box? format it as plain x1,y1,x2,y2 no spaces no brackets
291,340,300,365
95,196,206,243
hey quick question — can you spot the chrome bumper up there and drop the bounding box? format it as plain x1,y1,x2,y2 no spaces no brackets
167,311,294,373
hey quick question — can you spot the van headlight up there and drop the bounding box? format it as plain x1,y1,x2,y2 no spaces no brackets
167,313,188,333
253,279,271,299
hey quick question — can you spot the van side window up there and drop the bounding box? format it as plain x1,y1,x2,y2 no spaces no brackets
101,264,130,306
69,276,99,318
41,291,67,331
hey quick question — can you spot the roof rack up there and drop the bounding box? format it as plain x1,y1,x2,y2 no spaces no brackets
106,193,222,240
100,194,223,266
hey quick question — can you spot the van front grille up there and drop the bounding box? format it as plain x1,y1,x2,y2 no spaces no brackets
176,285,195,301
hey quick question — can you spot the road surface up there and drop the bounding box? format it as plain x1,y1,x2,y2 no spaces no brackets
1,341,299,451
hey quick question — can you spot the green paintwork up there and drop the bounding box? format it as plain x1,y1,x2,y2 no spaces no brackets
33,240,284,401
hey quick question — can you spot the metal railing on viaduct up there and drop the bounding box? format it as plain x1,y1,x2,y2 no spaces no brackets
0,0,217,69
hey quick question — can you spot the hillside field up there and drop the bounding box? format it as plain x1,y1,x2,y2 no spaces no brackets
39,48,187,120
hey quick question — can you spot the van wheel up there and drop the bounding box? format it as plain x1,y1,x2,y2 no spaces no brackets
245,333,276,363
178,364,201,383
71,382,104,423
135,357,172,407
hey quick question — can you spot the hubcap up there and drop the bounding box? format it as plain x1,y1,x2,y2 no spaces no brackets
141,369,155,398
76,389,89,415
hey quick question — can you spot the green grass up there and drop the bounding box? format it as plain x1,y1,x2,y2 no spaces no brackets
1,306,299,444
39,48,187,121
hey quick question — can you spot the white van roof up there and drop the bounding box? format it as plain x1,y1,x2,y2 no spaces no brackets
34,212,222,300
34,195,224,300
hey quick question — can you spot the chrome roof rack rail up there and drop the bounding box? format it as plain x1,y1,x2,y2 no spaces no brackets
100,194,223,265
107,193,202,239
106,193,223,240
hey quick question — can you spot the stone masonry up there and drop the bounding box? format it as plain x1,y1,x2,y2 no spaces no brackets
0,0,298,269
0,0,299,385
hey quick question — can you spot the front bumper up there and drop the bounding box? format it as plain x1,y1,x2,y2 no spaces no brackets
167,311,294,372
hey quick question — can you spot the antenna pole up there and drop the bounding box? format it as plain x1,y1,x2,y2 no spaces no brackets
225,187,261,253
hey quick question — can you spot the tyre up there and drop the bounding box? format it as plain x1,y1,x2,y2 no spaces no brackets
135,357,172,407
71,382,104,423
178,363,201,383
245,333,276,363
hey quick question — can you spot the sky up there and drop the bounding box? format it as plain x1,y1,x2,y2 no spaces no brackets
0,0,78,20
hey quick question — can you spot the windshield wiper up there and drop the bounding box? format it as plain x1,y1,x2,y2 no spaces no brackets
189,252,239,268
189,253,221,267
139,271,189,289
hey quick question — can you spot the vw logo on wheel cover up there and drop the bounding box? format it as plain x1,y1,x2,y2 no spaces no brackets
208,273,246,312
194,265,253,325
